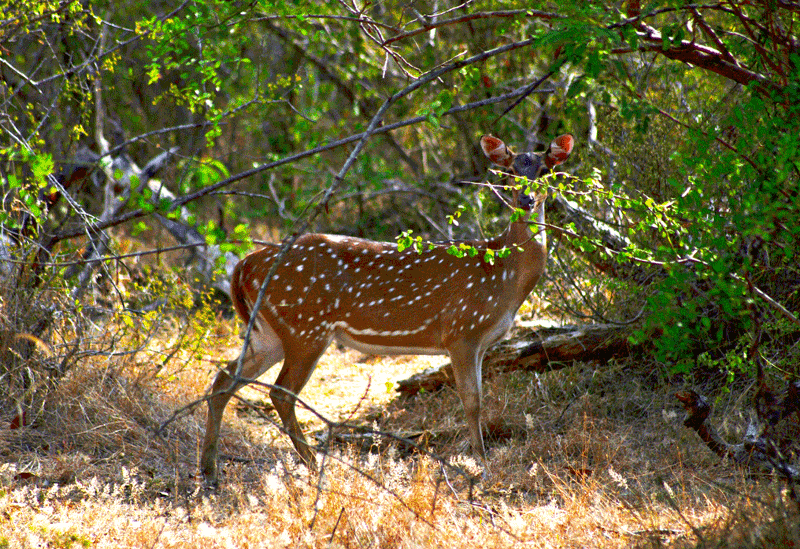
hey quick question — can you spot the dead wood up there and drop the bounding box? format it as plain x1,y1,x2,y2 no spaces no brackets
314,420,528,458
396,323,637,396
676,388,800,482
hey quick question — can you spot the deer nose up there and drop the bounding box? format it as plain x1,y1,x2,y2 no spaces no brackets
518,193,536,210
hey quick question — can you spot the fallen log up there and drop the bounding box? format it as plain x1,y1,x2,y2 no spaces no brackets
396,323,637,396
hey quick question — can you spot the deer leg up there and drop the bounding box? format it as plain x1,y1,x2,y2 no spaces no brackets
270,346,327,470
201,337,284,485
449,343,488,466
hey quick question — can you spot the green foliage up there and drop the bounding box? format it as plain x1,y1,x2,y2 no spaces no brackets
0,150,54,231
639,72,800,370
29,527,90,549
529,2,800,379
3,0,799,386
446,204,465,227
182,158,230,193
446,242,479,258
396,230,428,254
418,90,454,127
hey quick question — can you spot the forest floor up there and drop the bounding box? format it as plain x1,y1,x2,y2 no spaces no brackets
1,309,798,548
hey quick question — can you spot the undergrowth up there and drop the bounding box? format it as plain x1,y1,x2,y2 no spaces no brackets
1,276,798,548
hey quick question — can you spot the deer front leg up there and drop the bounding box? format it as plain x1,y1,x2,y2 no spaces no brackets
201,359,240,485
449,343,488,471
201,342,283,486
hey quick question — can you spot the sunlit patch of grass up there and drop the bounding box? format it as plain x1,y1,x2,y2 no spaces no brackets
1,298,798,548
3,449,793,548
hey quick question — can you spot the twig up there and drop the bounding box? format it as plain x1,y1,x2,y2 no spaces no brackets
492,68,556,123
309,433,330,531
328,507,346,548
643,98,759,171
50,78,553,243
1,242,237,269
381,9,563,46
253,13,399,34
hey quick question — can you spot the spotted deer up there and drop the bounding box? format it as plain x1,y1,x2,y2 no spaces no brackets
201,133,574,484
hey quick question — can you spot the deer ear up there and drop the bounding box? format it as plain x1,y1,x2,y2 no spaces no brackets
480,135,514,168
544,134,574,169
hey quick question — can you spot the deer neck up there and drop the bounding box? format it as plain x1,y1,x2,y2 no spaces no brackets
497,197,548,302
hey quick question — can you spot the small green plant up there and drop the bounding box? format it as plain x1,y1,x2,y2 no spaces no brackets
29,526,91,549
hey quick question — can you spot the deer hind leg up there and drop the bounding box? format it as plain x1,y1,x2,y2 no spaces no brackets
201,328,284,485
270,343,329,470
448,343,488,467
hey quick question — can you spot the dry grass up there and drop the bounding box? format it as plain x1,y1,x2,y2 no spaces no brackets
1,310,798,548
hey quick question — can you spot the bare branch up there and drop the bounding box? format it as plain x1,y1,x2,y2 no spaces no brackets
252,13,400,34
607,5,784,96
49,73,553,243
689,7,738,65
381,10,564,46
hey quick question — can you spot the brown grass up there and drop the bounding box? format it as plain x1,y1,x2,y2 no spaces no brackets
1,309,798,548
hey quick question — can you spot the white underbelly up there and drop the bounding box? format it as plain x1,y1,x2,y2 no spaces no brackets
333,329,446,357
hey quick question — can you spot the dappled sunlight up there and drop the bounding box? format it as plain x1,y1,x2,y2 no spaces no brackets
3,309,797,547
3,1,800,547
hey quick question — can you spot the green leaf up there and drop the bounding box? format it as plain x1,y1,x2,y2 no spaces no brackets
132,221,150,236
446,244,465,258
